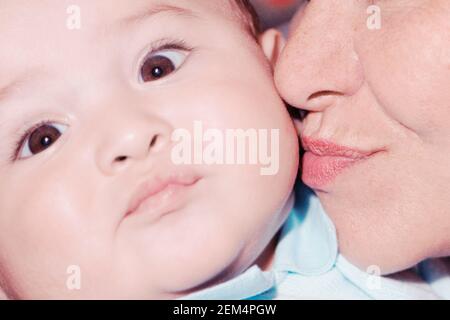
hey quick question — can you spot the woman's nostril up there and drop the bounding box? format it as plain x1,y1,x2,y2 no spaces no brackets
304,90,343,111
308,90,342,101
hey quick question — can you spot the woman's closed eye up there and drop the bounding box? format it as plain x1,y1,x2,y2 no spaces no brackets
14,121,68,160
139,40,192,82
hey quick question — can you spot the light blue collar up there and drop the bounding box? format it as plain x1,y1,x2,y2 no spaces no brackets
182,185,338,300
274,185,338,276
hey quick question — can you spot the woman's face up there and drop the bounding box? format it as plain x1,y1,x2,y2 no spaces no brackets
275,0,450,274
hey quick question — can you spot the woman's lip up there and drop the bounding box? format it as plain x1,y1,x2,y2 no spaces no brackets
301,136,373,159
301,137,380,189
126,175,201,218
302,152,362,189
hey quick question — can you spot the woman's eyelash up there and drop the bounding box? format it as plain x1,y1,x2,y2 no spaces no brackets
11,119,53,162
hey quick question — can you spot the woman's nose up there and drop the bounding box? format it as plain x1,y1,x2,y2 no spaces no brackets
95,110,173,176
274,0,364,112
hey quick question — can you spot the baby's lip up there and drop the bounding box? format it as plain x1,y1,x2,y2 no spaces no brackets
125,173,201,217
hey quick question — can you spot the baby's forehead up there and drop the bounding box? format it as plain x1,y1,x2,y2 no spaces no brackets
0,0,245,102
0,1,236,66
0,0,235,27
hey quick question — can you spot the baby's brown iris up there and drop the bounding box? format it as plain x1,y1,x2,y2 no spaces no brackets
28,125,61,155
141,55,176,82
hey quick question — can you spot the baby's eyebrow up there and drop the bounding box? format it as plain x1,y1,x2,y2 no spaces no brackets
0,77,23,104
0,71,39,105
118,3,199,28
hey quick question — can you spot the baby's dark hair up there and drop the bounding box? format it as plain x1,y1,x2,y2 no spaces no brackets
234,0,261,35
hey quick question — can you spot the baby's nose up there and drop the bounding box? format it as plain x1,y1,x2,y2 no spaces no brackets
95,115,172,176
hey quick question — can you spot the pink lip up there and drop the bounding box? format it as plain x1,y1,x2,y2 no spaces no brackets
301,137,375,190
126,174,201,218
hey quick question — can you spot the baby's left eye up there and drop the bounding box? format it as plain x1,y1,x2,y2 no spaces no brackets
140,50,187,82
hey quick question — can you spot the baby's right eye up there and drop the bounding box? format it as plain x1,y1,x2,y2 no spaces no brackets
16,122,67,160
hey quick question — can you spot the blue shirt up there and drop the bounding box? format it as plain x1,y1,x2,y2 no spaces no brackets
182,185,450,300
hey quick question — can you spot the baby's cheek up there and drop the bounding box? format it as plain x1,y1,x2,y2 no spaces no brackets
0,184,86,297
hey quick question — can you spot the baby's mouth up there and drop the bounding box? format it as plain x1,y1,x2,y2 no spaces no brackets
125,174,201,220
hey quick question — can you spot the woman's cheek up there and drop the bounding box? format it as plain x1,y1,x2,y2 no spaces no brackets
359,3,450,134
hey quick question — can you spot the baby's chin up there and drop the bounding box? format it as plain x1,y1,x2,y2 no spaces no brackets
113,216,237,294
159,253,259,299
140,209,288,298
149,236,250,296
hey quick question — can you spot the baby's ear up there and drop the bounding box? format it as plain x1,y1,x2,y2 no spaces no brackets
258,29,286,67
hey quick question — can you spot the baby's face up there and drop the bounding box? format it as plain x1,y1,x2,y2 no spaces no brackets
0,0,298,298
